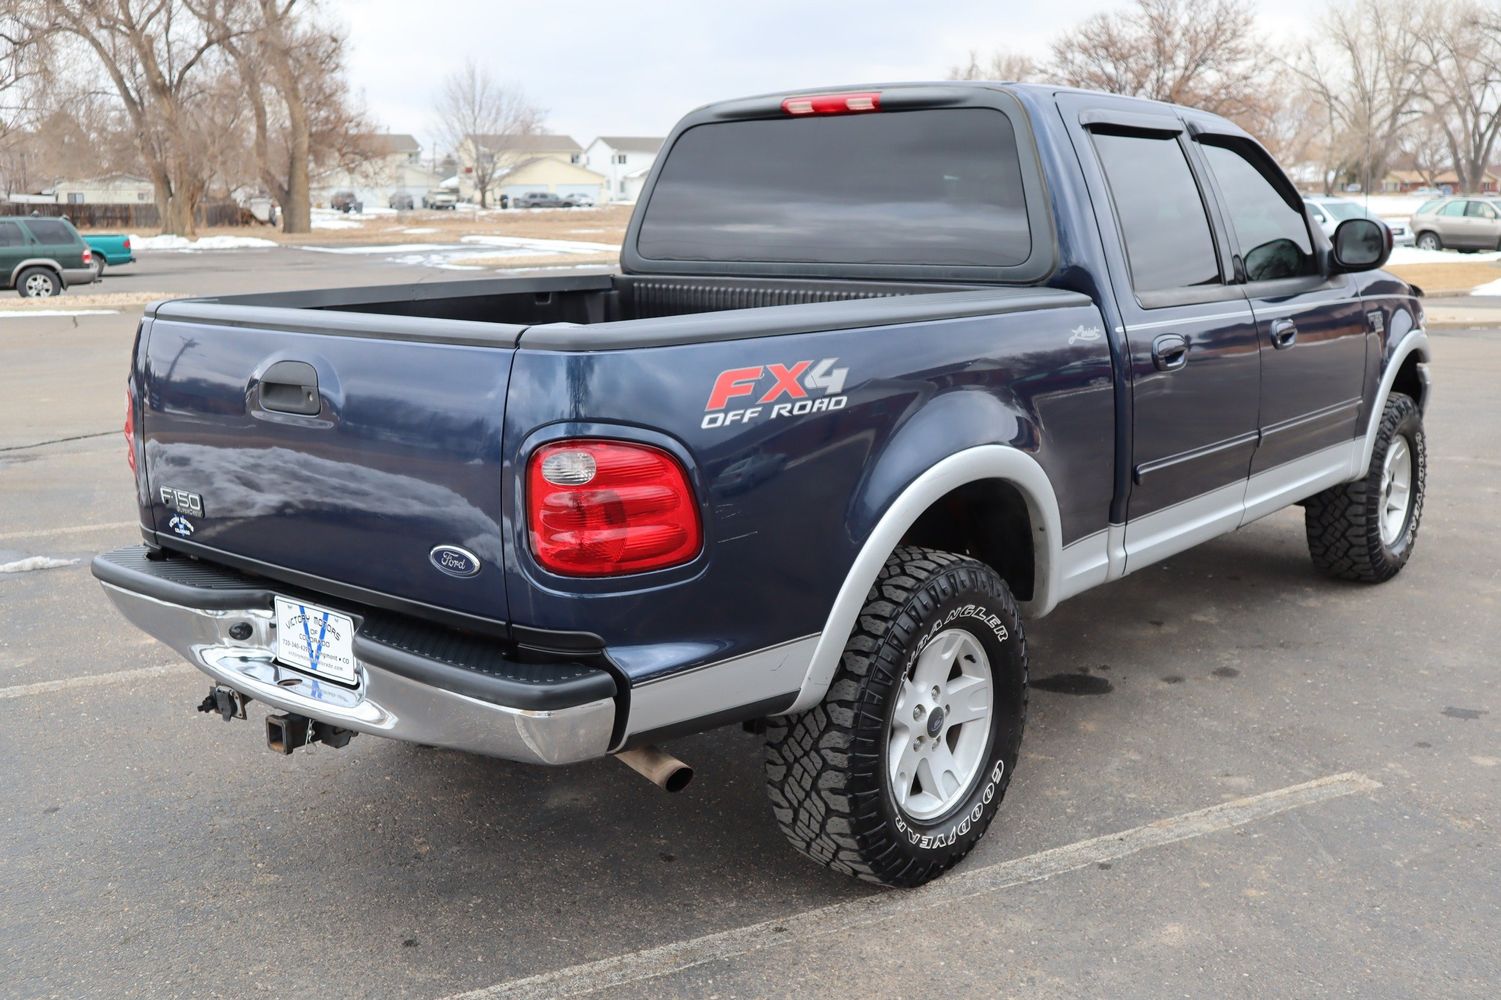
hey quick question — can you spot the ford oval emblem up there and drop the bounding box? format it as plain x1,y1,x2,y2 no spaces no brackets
429,545,481,578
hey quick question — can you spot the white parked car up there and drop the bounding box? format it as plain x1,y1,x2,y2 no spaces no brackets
1304,196,1413,247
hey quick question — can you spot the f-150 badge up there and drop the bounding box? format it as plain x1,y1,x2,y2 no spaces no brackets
702,358,849,429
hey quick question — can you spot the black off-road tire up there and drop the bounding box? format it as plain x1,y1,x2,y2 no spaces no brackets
1305,392,1426,582
764,546,1028,887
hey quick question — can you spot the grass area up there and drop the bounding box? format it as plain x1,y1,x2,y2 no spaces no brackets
0,289,173,311
77,205,633,248
1386,259,1501,294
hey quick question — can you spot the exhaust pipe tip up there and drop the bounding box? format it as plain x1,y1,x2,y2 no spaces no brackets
615,746,693,793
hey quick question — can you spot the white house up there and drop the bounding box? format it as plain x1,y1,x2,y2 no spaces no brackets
313,133,440,208
458,134,596,203
583,136,664,202
49,173,155,204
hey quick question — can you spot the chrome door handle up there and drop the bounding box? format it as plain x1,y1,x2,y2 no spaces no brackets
1270,319,1298,349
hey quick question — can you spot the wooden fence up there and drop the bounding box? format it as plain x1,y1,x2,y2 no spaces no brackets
6,200,260,229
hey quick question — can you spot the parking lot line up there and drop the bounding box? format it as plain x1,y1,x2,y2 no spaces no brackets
0,520,136,541
0,662,189,701
439,771,1382,1000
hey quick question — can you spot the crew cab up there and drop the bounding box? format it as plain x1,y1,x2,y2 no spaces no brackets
93,83,1430,887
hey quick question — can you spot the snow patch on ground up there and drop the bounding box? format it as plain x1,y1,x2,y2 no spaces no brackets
299,243,470,255
130,234,278,251
400,227,439,234
1469,276,1501,296
311,217,364,230
1388,246,1501,265
458,235,618,254
0,556,78,573
0,309,119,318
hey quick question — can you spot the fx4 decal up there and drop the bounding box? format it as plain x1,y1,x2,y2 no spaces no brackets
702,358,849,429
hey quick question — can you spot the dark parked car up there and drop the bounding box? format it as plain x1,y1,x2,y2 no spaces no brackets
0,215,97,296
512,191,565,209
330,190,363,214
96,82,1429,887
388,192,414,211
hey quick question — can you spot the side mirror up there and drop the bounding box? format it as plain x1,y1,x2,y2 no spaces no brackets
1332,217,1391,272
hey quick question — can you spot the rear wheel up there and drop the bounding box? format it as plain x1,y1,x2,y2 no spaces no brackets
1305,392,1425,582
17,266,60,298
764,546,1027,887
1415,231,1441,251
91,257,105,280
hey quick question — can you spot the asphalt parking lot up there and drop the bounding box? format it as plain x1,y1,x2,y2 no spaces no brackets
2,250,1498,999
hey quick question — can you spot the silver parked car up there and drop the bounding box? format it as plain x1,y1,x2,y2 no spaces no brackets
1410,196,1501,251
1304,196,1412,247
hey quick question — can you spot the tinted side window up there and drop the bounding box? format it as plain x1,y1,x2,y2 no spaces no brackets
1197,139,1316,282
1466,201,1497,219
1439,200,1467,217
1091,130,1220,292
1415,199,1442,215
24,219,76,244
0,222,23,247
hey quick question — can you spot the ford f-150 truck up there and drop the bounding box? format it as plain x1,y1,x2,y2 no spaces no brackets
93,83,1430,887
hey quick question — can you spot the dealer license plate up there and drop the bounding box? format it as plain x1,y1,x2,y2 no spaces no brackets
273,597,357,685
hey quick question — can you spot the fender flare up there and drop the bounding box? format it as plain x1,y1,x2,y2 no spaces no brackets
783,445,1063,714
9,258,64,289
1354,327,1430,478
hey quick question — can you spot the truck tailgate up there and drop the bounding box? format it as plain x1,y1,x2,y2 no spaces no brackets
139,311,515,627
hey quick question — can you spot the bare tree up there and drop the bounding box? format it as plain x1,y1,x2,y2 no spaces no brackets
35,0,240,235
947,49,1037,82
200,0,363,232
1050,0,1270,122
434,59,543,209
1290,0,1428,195
1422,0,1501,193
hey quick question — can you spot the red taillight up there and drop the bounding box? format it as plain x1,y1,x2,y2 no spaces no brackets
124,389,137,476
82,247,92,264
527,439,700,576
781,91,881,116
123,237,131,250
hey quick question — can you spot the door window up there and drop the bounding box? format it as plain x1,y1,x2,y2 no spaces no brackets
1090,130,1221,292
1439,200,1468,217
1465,201,1497,219
0,222,23,247
1197,138,1317,282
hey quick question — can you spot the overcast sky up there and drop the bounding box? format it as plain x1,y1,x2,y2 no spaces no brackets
332,0,1316,154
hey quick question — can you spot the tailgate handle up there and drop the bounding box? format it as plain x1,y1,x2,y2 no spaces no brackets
259,360,321,416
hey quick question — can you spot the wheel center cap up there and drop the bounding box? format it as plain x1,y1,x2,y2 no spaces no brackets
926,707,945,737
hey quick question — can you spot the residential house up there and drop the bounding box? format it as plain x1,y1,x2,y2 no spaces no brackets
50,173,154,204
458,134,603,204
583,136,664,202
312,133,440,208
1383,168,1501,194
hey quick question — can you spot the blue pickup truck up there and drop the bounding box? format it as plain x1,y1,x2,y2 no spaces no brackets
94,83,1430,886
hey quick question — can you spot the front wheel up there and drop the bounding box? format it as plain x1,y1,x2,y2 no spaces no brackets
1415,231,1442,251
764,546,1028,887
1305,392,1426,582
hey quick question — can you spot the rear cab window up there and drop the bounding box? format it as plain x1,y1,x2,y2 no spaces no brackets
626,93,1055,284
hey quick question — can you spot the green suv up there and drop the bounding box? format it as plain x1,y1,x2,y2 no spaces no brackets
0,216,98,297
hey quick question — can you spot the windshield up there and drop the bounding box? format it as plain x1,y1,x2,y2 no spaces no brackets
636,109,1032,267
1320,202,1367,221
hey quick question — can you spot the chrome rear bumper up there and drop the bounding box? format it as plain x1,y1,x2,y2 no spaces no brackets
96,574,615,766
